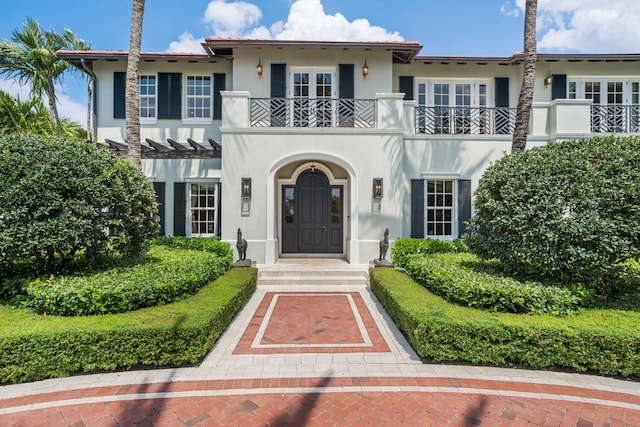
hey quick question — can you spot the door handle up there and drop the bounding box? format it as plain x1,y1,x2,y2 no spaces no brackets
322,224,327,231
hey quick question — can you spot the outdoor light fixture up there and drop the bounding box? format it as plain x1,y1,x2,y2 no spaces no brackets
241,178,252,198
362,60,369,78
256,60,263,78
373,178,383,199
544,72,553,87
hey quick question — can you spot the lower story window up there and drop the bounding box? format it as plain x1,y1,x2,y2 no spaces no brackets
426,179,454,237
190,183,217,236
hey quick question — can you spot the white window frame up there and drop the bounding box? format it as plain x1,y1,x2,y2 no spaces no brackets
422,175,459,240
184,74,213,123
139,74,157,124
416,79,493,108
187,181,218,237
565,78,640,104
288,67,337,127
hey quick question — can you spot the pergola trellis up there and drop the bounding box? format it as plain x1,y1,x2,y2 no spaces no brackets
98,138,222,159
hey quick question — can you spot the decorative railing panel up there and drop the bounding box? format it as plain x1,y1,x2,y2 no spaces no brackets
415,106,516,135
591,105,640,133
250,98,376,128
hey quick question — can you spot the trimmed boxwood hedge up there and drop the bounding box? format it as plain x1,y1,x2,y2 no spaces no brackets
402,253,583,316
22,245,233,316
0,268,256,384
391,237,468,267
370,267,640,377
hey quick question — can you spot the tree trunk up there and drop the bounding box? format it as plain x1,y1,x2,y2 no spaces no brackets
47,76,63,136
126,0,145,171
511,0,538,154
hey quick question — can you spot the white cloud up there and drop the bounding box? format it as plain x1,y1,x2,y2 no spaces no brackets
0,78,30,99
203,0,262,37
270,0,403,41
187,0,403,41
166,32,205,53
505,0,640,53
56,90,87,124
0,78,87,125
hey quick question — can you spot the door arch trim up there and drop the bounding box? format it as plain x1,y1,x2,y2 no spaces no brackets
266,152,358,264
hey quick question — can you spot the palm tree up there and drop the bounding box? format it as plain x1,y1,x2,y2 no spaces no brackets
0,90,50,134
0,90,86,140
126,0,145,171
511,0,538,153
0,18,87,136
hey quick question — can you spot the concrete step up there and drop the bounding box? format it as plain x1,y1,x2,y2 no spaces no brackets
257,261,369,286
257,274,368,286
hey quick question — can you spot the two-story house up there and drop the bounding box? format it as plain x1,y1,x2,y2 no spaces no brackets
58,39,640,264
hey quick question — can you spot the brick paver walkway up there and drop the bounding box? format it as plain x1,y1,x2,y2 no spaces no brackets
1,262,639,426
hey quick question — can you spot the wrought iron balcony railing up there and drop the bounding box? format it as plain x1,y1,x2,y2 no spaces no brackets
250,98,376,128
590,105,640,133
415,106,516,135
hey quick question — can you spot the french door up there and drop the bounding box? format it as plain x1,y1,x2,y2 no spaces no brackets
290,69,335,127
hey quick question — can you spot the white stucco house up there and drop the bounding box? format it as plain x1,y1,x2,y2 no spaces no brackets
58,39,640,264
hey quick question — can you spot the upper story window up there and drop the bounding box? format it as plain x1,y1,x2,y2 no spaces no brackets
417,80,493,134
567,79,639,104
139,75,156,119
186,75,212,119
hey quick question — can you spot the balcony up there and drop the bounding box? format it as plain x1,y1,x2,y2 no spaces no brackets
415,106,517,135
590,105,640,133
250,98,376,128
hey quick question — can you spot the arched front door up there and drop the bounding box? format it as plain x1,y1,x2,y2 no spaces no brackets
282,169,343,254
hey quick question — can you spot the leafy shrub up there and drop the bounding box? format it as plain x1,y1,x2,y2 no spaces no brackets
402,253,583,316
465,135,640,288
153,236,233,262
392,237,468,267
0,134,159,274
370,268,640,377
22,246,230,316
0,267,257,384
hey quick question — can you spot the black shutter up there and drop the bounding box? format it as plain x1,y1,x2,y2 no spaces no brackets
216,182,222,239
410,179,425,238
173,182,186,236
270,63,287,97
495,77,510,107
457,179,472,237
158,72,182,119
551,74,567,100
339,64,354,98
338,64,355,127
113,72,126,119
213,73,226,120
270,64,287,126
399,76,414,100
152,182,166,236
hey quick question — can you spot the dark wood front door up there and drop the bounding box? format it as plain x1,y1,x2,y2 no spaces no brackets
282,169,343,254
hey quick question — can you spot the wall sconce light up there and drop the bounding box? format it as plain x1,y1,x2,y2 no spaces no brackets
544,72,553,87
362,60,369,78
256,60,263,78
241,178,252,198
373,178,383,199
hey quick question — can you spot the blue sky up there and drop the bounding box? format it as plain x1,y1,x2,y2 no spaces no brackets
1,0,639,123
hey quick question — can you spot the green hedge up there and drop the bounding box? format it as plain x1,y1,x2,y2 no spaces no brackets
402,253,583,316
391,237,468,267
370,268,640,377
0,268,256,384
153,236,233,260
22,245,232,316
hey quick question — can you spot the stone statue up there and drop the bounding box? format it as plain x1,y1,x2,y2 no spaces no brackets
236,228,248,261
379,228,389,260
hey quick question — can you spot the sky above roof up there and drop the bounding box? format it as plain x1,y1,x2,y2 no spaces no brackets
1,0,639,124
